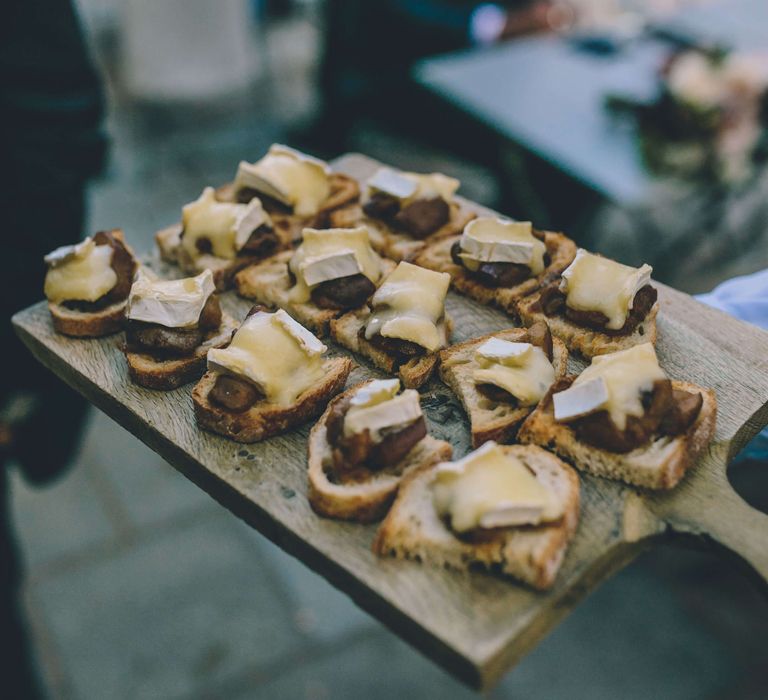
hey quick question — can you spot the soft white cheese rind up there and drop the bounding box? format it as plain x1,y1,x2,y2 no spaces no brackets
458,218,545,275
288,227,382,303
553,376,610,422
126,269,215,329
343,388,422,441
473,342,555,406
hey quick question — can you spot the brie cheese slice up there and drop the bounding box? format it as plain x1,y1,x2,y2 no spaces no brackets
473,343,555,406
364,261,450,352
349,378,401,408
555,343,666,430
234,144,331,217
207,309,327,406
560,249,654,330
126,269,215,328
475,338,533,367
459,218,545,275
182,187,271,260
300,250,362,288
288,226,381,303
432,442,562,532
343,388,422,441
43,237,118,304
553,376,610,422
367,167,418,200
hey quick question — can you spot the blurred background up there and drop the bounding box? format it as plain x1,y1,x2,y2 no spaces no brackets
7,0,768,697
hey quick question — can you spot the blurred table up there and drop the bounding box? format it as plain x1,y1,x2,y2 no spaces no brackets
415,35,668,206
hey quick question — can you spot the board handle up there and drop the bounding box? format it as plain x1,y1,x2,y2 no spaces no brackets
701,490,768,589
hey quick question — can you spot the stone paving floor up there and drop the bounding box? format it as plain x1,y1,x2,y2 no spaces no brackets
9,6,768,698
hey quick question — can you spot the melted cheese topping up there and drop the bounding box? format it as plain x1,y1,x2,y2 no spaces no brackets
343,385,423,442
126,269,215,328
181,187,269,261
44,238,117,304
566,343,667,430
472,340,555,406
207,309,327,406
560,249,653,330
234,144,331,217
459,218,545,275
432,442,562,532
364,261,450,352
288,227,382,303
366,168,459,206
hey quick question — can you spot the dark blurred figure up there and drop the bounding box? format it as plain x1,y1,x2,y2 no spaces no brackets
307,0,554,154
1,1,107,697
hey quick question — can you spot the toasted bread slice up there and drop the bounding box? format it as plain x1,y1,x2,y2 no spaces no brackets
412,230,577,316
192,357,354,443
332,200,477,262
154,224,288,292
125,313,240,391
307,383,453,522
216,172,361,243
48,299,127,338
235,252,396,337
518,294,659,359
329,309,452,389
439,329,569,448
518,380,717,490
373,444,580,590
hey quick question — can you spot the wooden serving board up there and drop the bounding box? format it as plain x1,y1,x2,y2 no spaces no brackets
13,154,768,691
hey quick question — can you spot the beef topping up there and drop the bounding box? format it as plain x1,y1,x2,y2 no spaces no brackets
361,325,425,361
209,374,263,412
126,294,221,356
534,283,657,336
196,237,213,255
235,187,293,215
476,383,519,405
311,273,376,310
394,197,449,239
660,389,703,435
238,225,279,257
326,395,427,476
363,192,401,221
524,321,554,361
63,231,137,312
449,241,534,288
553,378,702,453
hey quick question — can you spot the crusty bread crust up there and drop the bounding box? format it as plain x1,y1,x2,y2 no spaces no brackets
330,199,477,262
192,357,354,443
518,379,717,490
49,300,127,338
329,309,452,389
518,295,659,359
412,230,577,317
216,172,361,243
124,313,239,391
439,329,568,448
373,444,580,590
235,252,396,337
307,382,452,522
154,223,289,292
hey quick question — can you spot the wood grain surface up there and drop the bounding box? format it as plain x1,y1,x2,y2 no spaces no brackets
12,153,768,690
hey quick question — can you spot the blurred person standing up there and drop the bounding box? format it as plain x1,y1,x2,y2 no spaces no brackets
308,0,556,153
1,0,107,697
